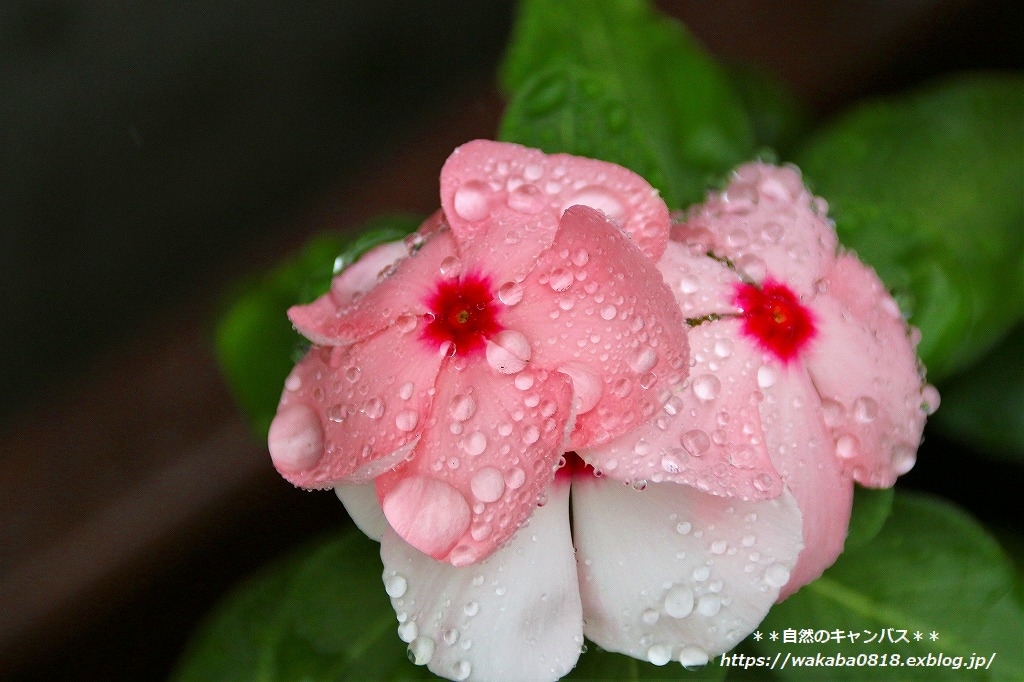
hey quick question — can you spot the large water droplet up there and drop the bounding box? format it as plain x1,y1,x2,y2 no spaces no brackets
679,646,709,668
630,347,658,374
852,396,879,423
600,304,617,321
398,621,419,643
453,181,490,222
891,444,917,475
756,365,778,388
820,398,845,428
558,362,602,414
385,574,408,598
764,563,791,588
364,396,386,419
681,430,710,456
548,267,573,292
692,374,721,401
835,434,859,460
471,467,505,502
399,382,414,400
497,281,524,307
696,594,722,617
664,585,694,618
449,394,477,421
922,384,941,415
505,467,526,489
566,186,625,223
452,660,472,681
439,255,463,279
647,644,672,666
463,431,487,456
268,404,324,473
464,601,479,616
407,636,435,666
486,330,532,374
395,410,419,432
507,183,546,214
395,312,418,334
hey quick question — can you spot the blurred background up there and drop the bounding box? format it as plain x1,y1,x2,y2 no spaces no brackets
1,0,1020,679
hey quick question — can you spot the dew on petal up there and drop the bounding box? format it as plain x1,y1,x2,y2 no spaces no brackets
629,347,658,374
462,430,487,456
548,267,574,292
647,644,672,666
764,563,791,587
835,434,859,460
407,636,435,666
507,183,546,214
696,594,722,617
565,186,625,223
497,281,524,306
485,330,532,374
395,410,419,432
664,585,694,618
679,646,709,669
852,396,879,423
756,365,778,388
385,574,408,598
268,404,323,473
471,466,506,502
505,467,526,489
395,312,418,334
681,429,711,456
449,393,477,421
363,396,386,419
558,362,602,414
453,181,490,221
692,374,721,401
439,255,463,279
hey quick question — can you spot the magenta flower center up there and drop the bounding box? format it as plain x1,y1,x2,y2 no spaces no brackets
422,273,501,356
734,278,816,363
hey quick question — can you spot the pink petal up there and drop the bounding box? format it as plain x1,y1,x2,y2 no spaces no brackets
381,480,582,681
578,319,783,500
269,324,445,488
572,476,802,664
658,240,743,320
334,482,388,542
375,361,574,565
758,363,853,598
288,223,456,345
439,140,670,287
684,163,838,297
804,254,930,487
502,204,689,449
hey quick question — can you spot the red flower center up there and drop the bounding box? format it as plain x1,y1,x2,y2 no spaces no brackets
734,278,816,363
422,273,501,356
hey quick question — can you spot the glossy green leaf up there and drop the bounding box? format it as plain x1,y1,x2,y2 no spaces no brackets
843,486,894,552
498,0,754,209
793,74,1024,381
745,491,1024,680
724,61,808,157
932,325,1024,462
214,215,422,436
173,529,434,681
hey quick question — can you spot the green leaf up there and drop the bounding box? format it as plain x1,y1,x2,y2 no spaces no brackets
843,486,894,552
214,215,422,436
723,61,808,157
747,491,1024,680
498,0,754,209
173,529,434,681
793,74,1024,381
932,325,1024,462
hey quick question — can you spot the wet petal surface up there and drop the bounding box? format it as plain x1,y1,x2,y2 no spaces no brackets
381,480,582,682
573,476,802,664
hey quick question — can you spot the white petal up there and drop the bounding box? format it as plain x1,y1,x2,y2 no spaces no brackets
572,476,802,666
334,482,388,542
381,481,583,682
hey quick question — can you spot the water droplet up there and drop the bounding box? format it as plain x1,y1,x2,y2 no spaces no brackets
753,472,774,492
399,382,414,400
600,304,617,320
760,221,784,243
453,181,490,221
505,467,526,489
713,339,734,358
664,585,694,618
676,521,692,535
566,186,625,223
364,396,386,419
679,275,699,294
692,374,721,401
471,466,505,502
345,366,361,383
268,404,324,472
726,227,750,247
385,574,407,598
485,330,532,374
922,384,940,415
852,396,879,423
611,377,633,398
558,362,602,414
736,254,767,282
449,394,477,421
395,410,419,432
452,660,472,681
395,312,418,333
439,255,463,279
572,249,589,267
548,267,573,291
647,644,672,666
661,452,683,474
835,434,858,460
681,430,710,456
507,183,546,213
284,374,302,391
692,565,710,581
764,563,791,588
729,446,757,469
463,601,479,616
398,621,419,643
443,628,460,646
462,431,487,456
630,347,658,374
756,365,778,388
523,425,540,445
407,636,435,666
679,646,709,668
709,539,727,555
697,594,722,616
891,444,917,475
820,398,845,428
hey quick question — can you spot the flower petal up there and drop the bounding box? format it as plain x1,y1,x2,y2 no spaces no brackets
288,222,455,345
334,482,388,542
684,163,838,297
375,361,574,565
381,480,583,682
578,319,783,500
502,204,689,449
573,476,802,665
269,325,444,488
758,363,853,598
805,253,930,487
658,240,742,320
439,140,670,286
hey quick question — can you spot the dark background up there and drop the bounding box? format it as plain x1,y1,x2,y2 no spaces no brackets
1,1,1020,679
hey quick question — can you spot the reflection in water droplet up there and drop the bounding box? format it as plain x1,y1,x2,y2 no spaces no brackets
681,430,710,456
630,347,658,374
692,374,721,401
453,181,490,222
364,396,386,419
505,467,526,489
395,410,419,432
485,330,532,374
395,312,418,333
439,255,463,279
407,636,435,665
548,267,573,292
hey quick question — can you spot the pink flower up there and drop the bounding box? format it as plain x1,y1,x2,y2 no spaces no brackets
268,139,689,570
574,162,937,664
